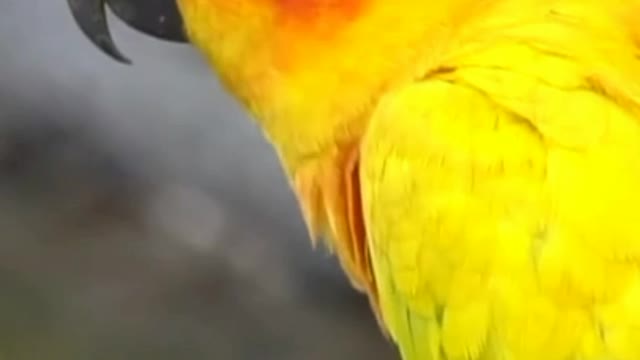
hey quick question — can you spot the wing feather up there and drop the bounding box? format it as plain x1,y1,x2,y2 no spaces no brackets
360,27,640,358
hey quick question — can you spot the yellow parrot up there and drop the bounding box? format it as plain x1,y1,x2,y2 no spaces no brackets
67,0,640,359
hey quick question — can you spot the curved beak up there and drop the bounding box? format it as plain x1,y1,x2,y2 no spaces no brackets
67,0,188,64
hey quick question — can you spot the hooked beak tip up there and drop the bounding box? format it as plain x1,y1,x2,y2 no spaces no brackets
67,0,187,65
67,0,132,64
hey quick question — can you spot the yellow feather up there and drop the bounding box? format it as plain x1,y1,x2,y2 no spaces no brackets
177,0,640,359
360,4,640,357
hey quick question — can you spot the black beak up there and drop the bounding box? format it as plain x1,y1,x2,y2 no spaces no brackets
67,0,188,64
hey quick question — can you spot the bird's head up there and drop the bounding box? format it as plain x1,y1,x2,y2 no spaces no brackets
65,0,380,163
65,0,454,169
66,0,367,64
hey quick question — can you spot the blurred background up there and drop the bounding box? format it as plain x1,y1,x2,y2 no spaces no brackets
0,1,395,359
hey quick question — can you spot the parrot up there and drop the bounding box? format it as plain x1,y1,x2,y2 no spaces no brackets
65,0,640,359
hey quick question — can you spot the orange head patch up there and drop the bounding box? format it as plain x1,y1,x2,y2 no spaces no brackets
270,0,368,30
274,0,366,19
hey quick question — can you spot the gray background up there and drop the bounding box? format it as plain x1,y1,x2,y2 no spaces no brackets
0,1,395,359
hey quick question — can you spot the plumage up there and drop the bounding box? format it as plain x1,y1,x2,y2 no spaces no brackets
181,0,640,358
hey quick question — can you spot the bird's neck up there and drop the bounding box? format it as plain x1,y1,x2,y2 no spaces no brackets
178,0,485,170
